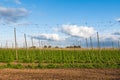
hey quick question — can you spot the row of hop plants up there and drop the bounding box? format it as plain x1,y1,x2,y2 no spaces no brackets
0,48,120,68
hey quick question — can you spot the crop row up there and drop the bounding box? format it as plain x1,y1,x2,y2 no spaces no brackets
0,48,120,68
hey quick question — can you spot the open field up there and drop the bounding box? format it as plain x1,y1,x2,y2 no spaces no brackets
0,69,120,80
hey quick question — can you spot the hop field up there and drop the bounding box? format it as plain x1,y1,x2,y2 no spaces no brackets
0,48,120,69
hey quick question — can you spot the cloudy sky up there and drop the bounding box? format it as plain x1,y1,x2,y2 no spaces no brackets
0,0,120,48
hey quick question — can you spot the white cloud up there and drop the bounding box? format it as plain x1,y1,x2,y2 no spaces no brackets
3,0,21,5
112,32,120,35
100,33,120,41
116,18,120,22
0,6,29,23
32,34,63,41
14,0,21,4
61,24,96,38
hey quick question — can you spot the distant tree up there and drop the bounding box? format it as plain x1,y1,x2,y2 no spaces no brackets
66,46,70,48
55,46,59,48
48,45,52,48
44,45,47,48
77,45,81,48
66,45,81,48
30,46,36,48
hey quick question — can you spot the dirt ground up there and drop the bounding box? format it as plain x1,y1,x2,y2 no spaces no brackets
0,69,120,80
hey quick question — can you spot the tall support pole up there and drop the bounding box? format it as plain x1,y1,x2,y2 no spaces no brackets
41,41,44,48
90,36,93,49
39,40,40,48
24,34,27,49
14,28,18,61
79,40,82,48
31,37,34,47
97,32,100,49
118,40,120,52
24,33,29,59
118,40,119,48
86,38,88,48
112,41,114,49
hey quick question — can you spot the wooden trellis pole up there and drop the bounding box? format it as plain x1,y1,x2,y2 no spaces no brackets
85,38,88,48
90,36,93,49
118,40,120,48
31,37,34,47
14,28,18,61
97,32,100,49
112,41,114,49
24,34,28,49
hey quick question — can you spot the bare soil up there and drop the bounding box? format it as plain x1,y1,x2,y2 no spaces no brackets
0,69,120,80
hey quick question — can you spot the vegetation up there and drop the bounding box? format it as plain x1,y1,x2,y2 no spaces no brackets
0,48,120,69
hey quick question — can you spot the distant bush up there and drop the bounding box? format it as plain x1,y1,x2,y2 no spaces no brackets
30,46,36,48
66,45,81,48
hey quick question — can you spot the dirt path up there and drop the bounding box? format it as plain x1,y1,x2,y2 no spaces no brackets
0,69,120,80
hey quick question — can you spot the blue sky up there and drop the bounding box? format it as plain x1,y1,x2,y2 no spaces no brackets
0,0,120,48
